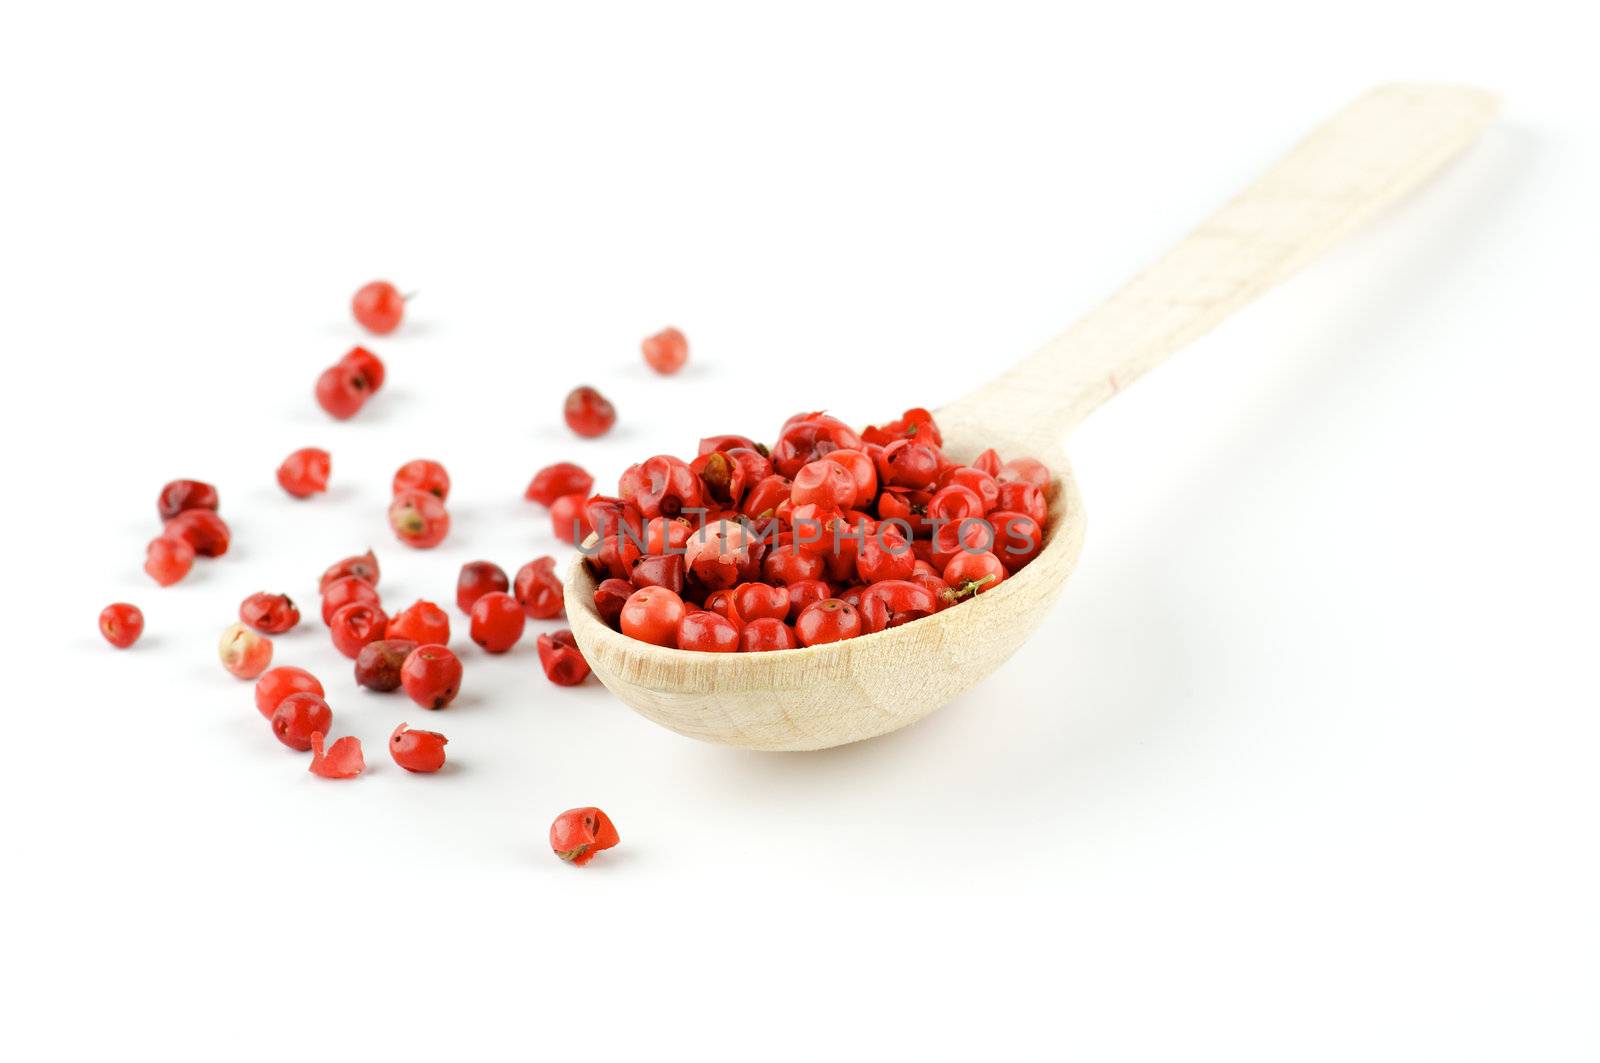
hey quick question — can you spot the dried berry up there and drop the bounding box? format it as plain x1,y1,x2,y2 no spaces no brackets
219,622,273,678
157,479,218,521
549,807,619,866
514,557,564,619
389,723,448,773
352,280,406,334
536,630,591,686
99,603,144,648
354,639,418,692
271,692,332,751
239,592,300,634
254,666,324,719
400,645,462,709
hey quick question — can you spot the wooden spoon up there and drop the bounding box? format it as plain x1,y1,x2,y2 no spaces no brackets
564,83,1497,751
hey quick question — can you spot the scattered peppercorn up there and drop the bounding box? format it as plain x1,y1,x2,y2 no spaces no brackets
550,807,620,866
99,603,144,648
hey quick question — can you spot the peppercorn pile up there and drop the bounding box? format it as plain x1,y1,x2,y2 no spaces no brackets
562,408,1052,651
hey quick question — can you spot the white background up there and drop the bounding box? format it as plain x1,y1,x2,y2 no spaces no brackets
2,1,1595,1058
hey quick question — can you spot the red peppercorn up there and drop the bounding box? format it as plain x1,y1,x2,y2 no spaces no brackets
239,592,300,634
219,622,273,678
683,522,755,592
729,582,788,624
254,666,324,719
321,575,381,625
143,535,195,586
677,610,740,652
319,550,380,592
272,692,333,751
469,592,526,653
592,578,633,628
400,644,462,709
586,543,645,597
620,455,704,519
586,492,643,539
585,494,644,542
794,598,863,646
693,447,773,512
927,483,986,525
943,551,1006,598
641,326,688,375
856,523,916,584
771,414,863,479
354,638,418,692
352,280,406,334
740,474,793,519
619,586,686,647
389,723,448,773
994,480,1047,526
276,448,331,498
388,600,450,646
789,459,857,511
549,493,594,545
163,509,231,557
644,516,694,554
549,807,620,866
990,511,1044,572
514,557,565,619
628,553,685,595
392,459,451,502
456,560,510,613
940,466,1000,512
788,503,846,558
738,617,799,652
784,578,832,623
389,489,450,548
156,479,219,522
877,486,933,537
315,363,369,420
582,497,646,580
857,580,939,634
338,346,386,391
329,602,389,658
762,535,826,585
536,630,591,686
308,733,365,779
563,385,616,438
879,439,941,490
821,449,877,507
702,588,735,618
930,517,996,569
525,462,595,507
823,518,865,584
99,603,144,648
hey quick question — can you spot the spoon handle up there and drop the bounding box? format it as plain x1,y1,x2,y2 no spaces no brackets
944,83,1497,447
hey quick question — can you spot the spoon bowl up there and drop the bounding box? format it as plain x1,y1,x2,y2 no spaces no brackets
568,422,1082,750
565,84,1497,750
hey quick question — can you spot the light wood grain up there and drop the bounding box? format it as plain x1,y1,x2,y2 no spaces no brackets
565,83,1497,751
